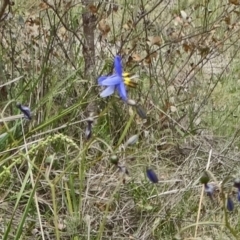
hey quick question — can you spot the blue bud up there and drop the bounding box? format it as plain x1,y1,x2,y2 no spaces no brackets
146,168,158,183
16,103,31,120
227,197,234,212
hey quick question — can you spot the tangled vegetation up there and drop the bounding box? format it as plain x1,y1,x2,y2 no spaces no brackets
1,0,240,239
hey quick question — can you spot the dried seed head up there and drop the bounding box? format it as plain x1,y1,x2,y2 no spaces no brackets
124,134,138,147
127,99,137,106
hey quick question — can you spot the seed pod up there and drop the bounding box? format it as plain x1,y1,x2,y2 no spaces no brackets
146,168,158,183
136,104,147,119
200,172,210,184
16,103,32,120
110,155,118,165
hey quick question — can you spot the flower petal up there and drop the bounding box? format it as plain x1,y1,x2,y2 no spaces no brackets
100,86,115,98
114,55,123,76
99,74,122,86
98,76,108,85
116,82,127,100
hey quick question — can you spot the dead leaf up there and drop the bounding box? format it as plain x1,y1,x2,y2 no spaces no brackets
89,4,98,13
58,26,67,39
148,36,162,46
182,41,194,53
39,2,49,11
224,16,231,25
33,17,40,25
229,0,240,5
198,46,210,57
58,219,66,230
123,20,134,30
168,30,182,43
63,1,72,10
174,16,183,25
112,4,118,12
144,52,158,64
131,53,142,62
98,19,110,36
170,105,177,112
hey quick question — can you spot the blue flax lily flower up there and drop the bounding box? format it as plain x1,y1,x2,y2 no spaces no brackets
98,56,135,101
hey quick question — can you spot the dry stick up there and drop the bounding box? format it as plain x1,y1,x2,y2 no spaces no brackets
0,0,10,21
81,0,96,77
194,148,212,238
42,0,84,47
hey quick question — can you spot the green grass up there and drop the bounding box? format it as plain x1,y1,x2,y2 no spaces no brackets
2,0,240,239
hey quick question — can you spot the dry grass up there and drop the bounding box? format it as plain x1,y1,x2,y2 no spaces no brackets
1,0,240,239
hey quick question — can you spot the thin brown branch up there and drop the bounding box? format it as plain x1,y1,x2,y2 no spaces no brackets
0,0,10,22
42,0,85,47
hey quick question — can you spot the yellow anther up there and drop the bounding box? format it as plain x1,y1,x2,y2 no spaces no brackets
122,72,138,88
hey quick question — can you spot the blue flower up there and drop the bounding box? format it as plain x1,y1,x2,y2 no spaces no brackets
98,56,128,101
146,168,158,183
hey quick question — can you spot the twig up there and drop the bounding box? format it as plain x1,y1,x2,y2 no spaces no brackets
0,0,10,22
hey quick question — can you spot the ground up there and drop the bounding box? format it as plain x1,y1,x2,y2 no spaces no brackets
1,0,240,239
